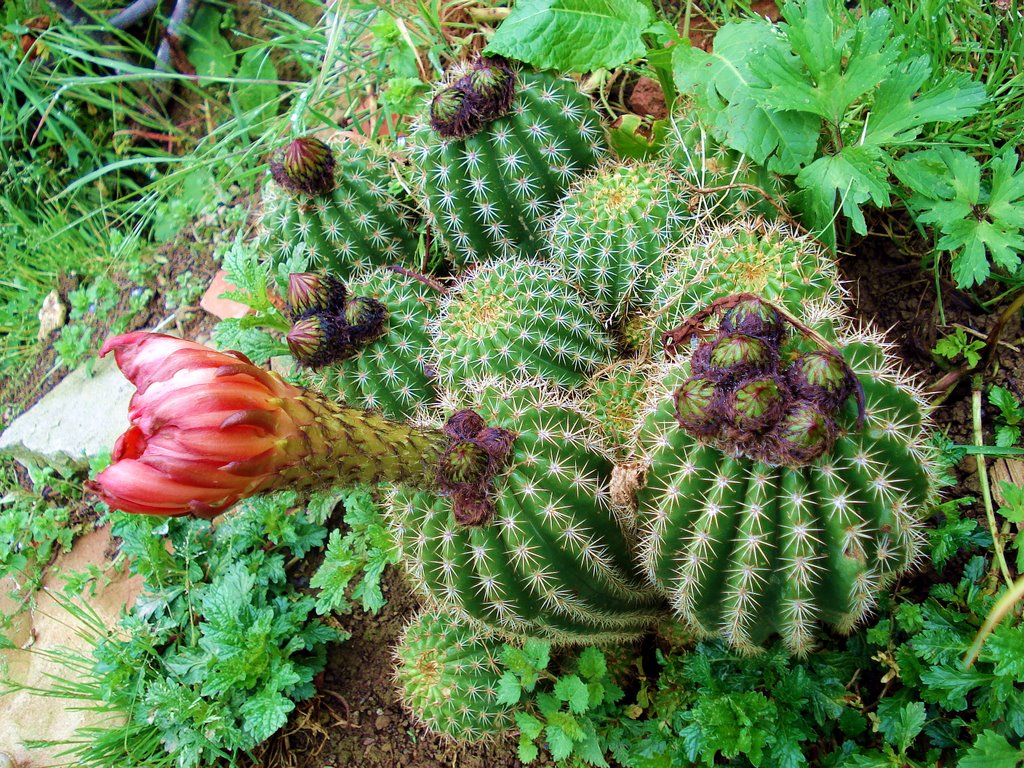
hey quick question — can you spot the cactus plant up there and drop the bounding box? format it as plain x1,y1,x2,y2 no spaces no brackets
394,608,515,741
390,379,664,644
546,162,691,317
666,113,790,222
307,267,440,419
410,60,605,266
652,217,846,348
432,259,615,390
636,302,935,655
260,135,418,279
585,361,649,458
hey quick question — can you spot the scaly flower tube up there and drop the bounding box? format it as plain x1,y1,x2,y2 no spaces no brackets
87,332,455,517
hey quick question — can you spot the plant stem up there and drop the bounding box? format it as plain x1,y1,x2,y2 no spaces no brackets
964,573,1024,668
972,376,1014,588
109,0,160,28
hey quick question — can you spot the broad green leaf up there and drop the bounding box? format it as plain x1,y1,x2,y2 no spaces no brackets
876,699,925,752
546,724,576,761
577,646,608,681
516,711,545,740
235,48,280,122
497,672,523,705
796,145,890,234
485,0,652,72
555,674,590,714
518,738,540,763
961,731,1024,768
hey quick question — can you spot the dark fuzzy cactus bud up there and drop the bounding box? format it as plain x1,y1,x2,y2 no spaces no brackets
287,272,346,318
769,401,838,466
430,85,476,139
466,56,517,122
287,316,330,367
708,333,777,382
786,351,856,412
721,296,785,345
673,377,722,437
436,410,517,528
689,341,714,377
722,375,789,434
343,296,389,347
269,136,336,197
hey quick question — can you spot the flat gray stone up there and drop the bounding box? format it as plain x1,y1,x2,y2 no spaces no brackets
0,353,134,475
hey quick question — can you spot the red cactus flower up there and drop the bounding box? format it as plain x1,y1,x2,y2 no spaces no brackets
87,332,314,517
86,332,461,519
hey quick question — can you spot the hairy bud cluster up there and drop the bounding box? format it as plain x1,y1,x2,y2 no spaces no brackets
429,55,517,139
285,272,388,367
268,136,337,197
437,410,516,526
668,296,860,467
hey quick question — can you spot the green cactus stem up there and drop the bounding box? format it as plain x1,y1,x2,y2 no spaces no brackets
433,259,615,391
412,68,605,266
394,608,516,741
391,380,664,644
652,218,845,349
310,267,440,420
636,324,935,655
585,361,650,458
260,135,418,279
547,162,691,317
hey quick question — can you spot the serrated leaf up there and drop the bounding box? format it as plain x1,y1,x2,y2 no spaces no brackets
546,724,577,761
516,710,545,740
485,0,652,72
212,319,288,364
497,672,523,706
919,665,993,710
796,145,891,234
577,646,607,681
876,699,925,752
240,687,294,742
518,738,540,763
555,674,590,714
960,731,1024,768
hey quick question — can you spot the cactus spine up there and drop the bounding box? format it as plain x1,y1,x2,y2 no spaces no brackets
432,259,615,390
547,163,691,317
637,314,934,655
390,380,663,644
310,267,440,420
411,66,605,266
394,609,515,741
261,135,418,278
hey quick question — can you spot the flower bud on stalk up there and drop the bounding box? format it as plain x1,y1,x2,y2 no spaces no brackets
87,332,455,517
287,272,347,318
269,136,336,197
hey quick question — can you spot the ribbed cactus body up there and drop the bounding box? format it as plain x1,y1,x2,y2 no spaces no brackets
390,381,663,644
637,328,933,655
310,267,439,419
261,139,417,278
586,361,649,457
433,260,615,390
547,163,691,317
653,218,845,344
411,71,604,266
667,115,789,221
394,609,515,741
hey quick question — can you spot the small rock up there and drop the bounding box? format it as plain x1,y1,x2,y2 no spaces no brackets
375,715,391,730
628,77,668,120
37,289,67,340
0,346,135,474
200,270,251,320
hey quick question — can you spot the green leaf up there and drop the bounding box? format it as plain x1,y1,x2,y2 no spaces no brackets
497,672,523,706
546,724,577,761
516,711,545,741
235,48,280,123
183,5,236,78
240,687,294,742
518,738,540,763
796,145,891,234
961,731,1024,768
555,674,591,714
577,646,608,681
876,699,925,752
485,0,652,72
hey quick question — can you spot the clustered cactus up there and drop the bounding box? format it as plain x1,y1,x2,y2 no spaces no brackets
96,52,939,749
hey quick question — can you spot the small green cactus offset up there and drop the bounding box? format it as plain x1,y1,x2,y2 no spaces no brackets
411,56,605,266
394,608,515,741
637,296,934,655
261,135,418,278
547,162,691,317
